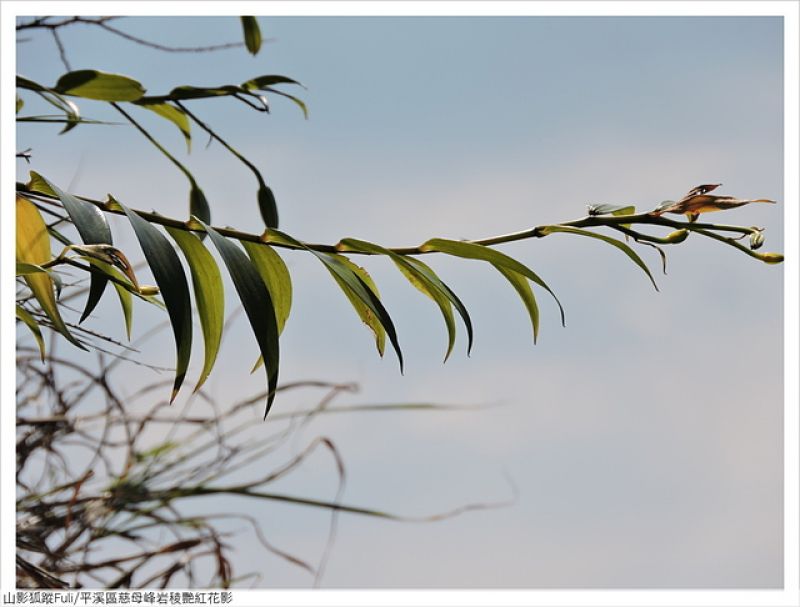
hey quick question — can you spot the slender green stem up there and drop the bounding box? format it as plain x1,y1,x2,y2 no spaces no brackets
691,227,769,261
111,102,198,188
561,212,755,235
17,182,781,263
175,101,266,187
609,224,676,244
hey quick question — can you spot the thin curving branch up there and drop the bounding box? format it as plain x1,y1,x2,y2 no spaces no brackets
92,21,247,53
50,28,71,71
16,182,784,265
175,101,267,188
111,103,198,189
17,16,250,53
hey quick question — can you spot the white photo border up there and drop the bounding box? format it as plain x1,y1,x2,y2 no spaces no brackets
2,2,797,606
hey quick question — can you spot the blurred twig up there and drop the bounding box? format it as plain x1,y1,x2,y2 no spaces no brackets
17,340,509,589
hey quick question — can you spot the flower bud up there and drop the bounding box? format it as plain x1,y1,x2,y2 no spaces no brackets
189,186,210,225
749,230,765,250
664,229,689,243
258,184,279,229
759,252,784,264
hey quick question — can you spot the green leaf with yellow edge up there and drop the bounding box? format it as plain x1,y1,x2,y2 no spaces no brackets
241,17,262,56
339,238,473,362
166,227,225,392
405,256,474,355
55,70,145,101
420,238,565,327
492,264,540,344
16,195,85,350
199,221,280,417
327,253,387,358
16,305,46,362
243,241,292,374
267,228,402,370
135,101,192,152
241,242,292,333
539,225,659,291
392,260,456,360
122,204,193,402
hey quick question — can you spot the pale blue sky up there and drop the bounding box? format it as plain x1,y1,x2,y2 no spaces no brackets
16,16,784,588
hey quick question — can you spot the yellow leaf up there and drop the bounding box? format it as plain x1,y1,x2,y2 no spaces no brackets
16,195,84,350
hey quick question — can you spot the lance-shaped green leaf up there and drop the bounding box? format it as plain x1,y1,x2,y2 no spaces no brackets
113,285,134,341
16,305,46,362
89,259,134,341
327,254,387,358
121,204,192,402
136,79,302,115
241,75,304,90
405,256,474,355
16,195,85,350
392,260,457,360
135,101,192,152
83,259,135,341
420,238,565,327
199,221,280,416
538,225,659,291
162,84,245,101
16,95,24,113
262,88,308,119
243,241,292,374
241,17,262,55
30,172,113,322
55,70,145,101
166,227,224,392
242,74,309,117
241,242,292,333
493,265,540,343
339,238,473,361
268,229,403,371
